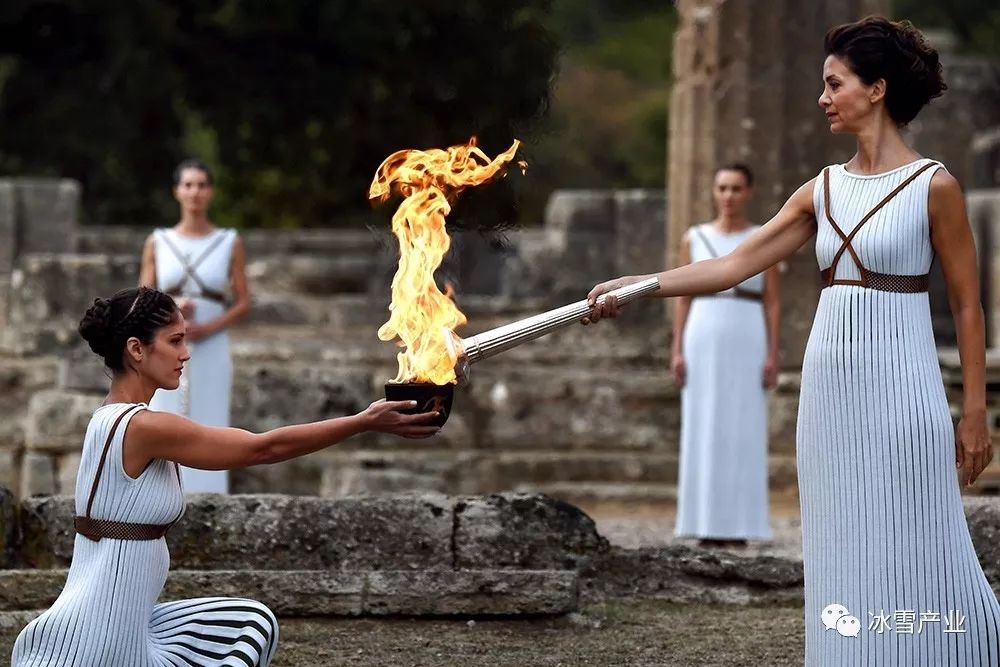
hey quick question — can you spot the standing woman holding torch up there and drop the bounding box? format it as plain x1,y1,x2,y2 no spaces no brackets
585,17,999,664
139,159,249,493
671,163,780,549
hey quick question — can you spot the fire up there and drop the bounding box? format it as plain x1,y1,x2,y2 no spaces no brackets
369,137,521,385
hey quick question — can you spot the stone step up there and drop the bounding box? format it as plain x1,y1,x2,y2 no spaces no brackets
0,568,578,617
520,482,679,514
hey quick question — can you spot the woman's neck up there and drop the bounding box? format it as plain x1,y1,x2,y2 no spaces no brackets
850,120,919,174
713,213,749,233
175,212,213,235
104,374,157,406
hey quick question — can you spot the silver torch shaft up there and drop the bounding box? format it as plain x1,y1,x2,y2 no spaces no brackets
457,276,660,365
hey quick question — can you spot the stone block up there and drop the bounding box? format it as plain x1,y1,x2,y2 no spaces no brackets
56,453,81,496
19,453,56,497
0,451,19,496
0,487,16,567
13,180,79,255
24,390,101,453
164,494,455,571
161,570,366,616
4,253,139,355
18,494,458,570
965,497,1000,585
58,344,111,393
365,569,578,616
0,182,15,274
453,493,608,570
230,364,370,433
580,545,804,606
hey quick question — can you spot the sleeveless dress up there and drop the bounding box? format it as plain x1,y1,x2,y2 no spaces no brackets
675,224,772,540
11,403,278,666
150,227,237,493
799,158,1000,665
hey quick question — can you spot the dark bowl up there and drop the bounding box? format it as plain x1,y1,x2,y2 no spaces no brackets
384,382,454,427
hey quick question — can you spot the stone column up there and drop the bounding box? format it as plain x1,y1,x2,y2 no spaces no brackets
668,0,888,367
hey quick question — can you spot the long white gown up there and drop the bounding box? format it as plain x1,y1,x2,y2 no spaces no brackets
675,223,773,540
799,158,1000,664
149,227,237,494
11,403,278,666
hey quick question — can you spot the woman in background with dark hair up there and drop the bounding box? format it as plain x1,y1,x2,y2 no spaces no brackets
671,163,780,550
586,17,1000,663
11,287,438,666
140,159,248,494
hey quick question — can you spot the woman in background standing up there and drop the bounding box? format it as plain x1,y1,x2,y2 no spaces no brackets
671,164,780,549
139,159,250,493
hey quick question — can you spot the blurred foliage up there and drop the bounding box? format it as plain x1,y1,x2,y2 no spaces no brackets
515,1,674,221
0,1,558,229
894,0,1000,59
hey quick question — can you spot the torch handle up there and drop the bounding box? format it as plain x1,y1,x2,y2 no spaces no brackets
459,276,660,364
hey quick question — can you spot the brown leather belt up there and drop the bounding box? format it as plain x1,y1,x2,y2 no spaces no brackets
74,516,174,541
819,267,929,293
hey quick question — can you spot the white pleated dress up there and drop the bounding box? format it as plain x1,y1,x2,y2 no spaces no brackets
12,404,278,666
799,158,1000,665
675,224,772,540
149,227,237,494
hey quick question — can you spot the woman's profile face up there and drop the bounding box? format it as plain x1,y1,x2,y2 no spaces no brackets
134,313,190,391
173,168,214,214
712,169,751,218
818,55,880,134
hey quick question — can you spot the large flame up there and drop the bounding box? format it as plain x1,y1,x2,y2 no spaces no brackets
369,137,521,385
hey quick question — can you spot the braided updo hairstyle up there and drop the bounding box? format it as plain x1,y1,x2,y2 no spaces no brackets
78,287,178,372
824,16,947,126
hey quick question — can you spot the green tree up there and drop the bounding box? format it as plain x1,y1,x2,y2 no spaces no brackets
0,1,558,228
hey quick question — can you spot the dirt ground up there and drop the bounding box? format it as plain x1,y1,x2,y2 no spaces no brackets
268,600,805,667
0,600,805,666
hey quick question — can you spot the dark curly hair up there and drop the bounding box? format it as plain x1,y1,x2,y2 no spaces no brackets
78,287,178,372
824,16,946,126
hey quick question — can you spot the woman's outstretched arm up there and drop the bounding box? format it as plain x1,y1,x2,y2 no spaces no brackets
584,178,817,322
122,400,439,476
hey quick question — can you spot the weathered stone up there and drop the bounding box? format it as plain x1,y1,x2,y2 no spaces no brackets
0,452,19,497
454,493,608,570
247,255,374,295
56,453,81,496
0,568,577,617
230,364,370,432
0,183,15,274
57,344,111,393
19,494,457,570
581,545,804,606
973,127,1000,189
968,190,1000,347
19,453,56,497
965,497,1000,585
0,487,16,567
4,254,139,355
167,495,455,571
13,180,79,255
542,191,618,299
365,570,577,616
162,570,367,616
24,390,101,453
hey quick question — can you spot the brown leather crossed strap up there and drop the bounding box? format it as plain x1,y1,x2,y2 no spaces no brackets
74,405,183,542
693,226,763,302
820,163,936,292
158,230,230,305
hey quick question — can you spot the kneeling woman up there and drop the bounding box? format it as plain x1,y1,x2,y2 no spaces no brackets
12,286,439,667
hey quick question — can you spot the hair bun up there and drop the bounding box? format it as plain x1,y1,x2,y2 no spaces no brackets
78,297,115,357
889,20,946,100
